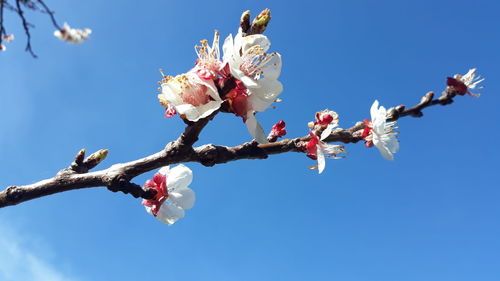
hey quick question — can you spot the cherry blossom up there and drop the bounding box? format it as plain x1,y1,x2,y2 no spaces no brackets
447,68,484,97
54,23,92,44
306,132,345,174
160,72,222,122
142,165,196,225
362,100,399,160
222,30,283,143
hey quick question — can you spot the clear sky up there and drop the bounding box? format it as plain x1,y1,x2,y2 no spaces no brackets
1,0,499,280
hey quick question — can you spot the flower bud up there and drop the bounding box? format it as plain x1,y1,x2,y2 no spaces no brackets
250,9,271,34
240,10,251,33
83,149,109,169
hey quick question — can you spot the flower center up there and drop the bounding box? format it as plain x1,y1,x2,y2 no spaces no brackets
239,46,277,80
173,75,211,106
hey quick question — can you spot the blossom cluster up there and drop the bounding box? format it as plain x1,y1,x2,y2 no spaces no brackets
302,68,482,173
1,22,92,53
158,25,282,144
54,23,92,44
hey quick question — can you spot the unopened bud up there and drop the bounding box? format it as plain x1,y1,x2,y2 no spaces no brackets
250,9,271,34
84,149,109,169
240,10,251,33
75,148,86,164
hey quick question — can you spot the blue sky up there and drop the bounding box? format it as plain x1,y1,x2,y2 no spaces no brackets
1,0,499,280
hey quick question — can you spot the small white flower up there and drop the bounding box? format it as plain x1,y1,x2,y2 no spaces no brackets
142,164,196,225
222,31,283,143
449,68,484,97
306,132,345,174
54,23,92,44
363,100,399,160
457,68,484,90
160,72,223,122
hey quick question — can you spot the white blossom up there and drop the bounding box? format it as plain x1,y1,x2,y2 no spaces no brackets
142,164,196,225
222,31,283,143
364,100,399,160
454,68,484,96
54,23,92,44
160,72,222,122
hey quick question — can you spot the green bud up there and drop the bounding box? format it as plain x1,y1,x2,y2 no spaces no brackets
84,149,109,169
250,9,271,34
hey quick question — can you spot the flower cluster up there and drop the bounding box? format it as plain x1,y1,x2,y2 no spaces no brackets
158,12,282,143
54,23,92,44
142,165,196,225
303,101,401,173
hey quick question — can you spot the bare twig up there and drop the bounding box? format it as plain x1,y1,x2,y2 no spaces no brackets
15,0,37,57
36,0,61,29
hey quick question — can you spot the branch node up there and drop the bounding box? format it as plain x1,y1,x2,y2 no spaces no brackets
6,185,22,202
419,91,434,106
396,105,406,113
107,176,152,199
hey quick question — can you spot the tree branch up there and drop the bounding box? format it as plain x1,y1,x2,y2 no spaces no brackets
0,83,471,208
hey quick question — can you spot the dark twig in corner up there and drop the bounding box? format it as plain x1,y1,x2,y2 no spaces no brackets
15,0,37,57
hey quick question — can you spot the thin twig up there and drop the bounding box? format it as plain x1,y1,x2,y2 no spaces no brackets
15,0,37,58
36,0,60,29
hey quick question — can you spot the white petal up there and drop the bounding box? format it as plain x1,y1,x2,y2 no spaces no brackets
375,142,394,160
238,75,259,88
320,124,335,141
370,100,379,121
222,33,234,63
317,147,326,174
387,138,400,154
167,164,193,191
161,82,184,105
241,34,271,53
245,114,269,144
247,79,283,112
175,100,222,122
156,204,185,225
261,53,282,80
169,187,196,210
158,166,171,176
